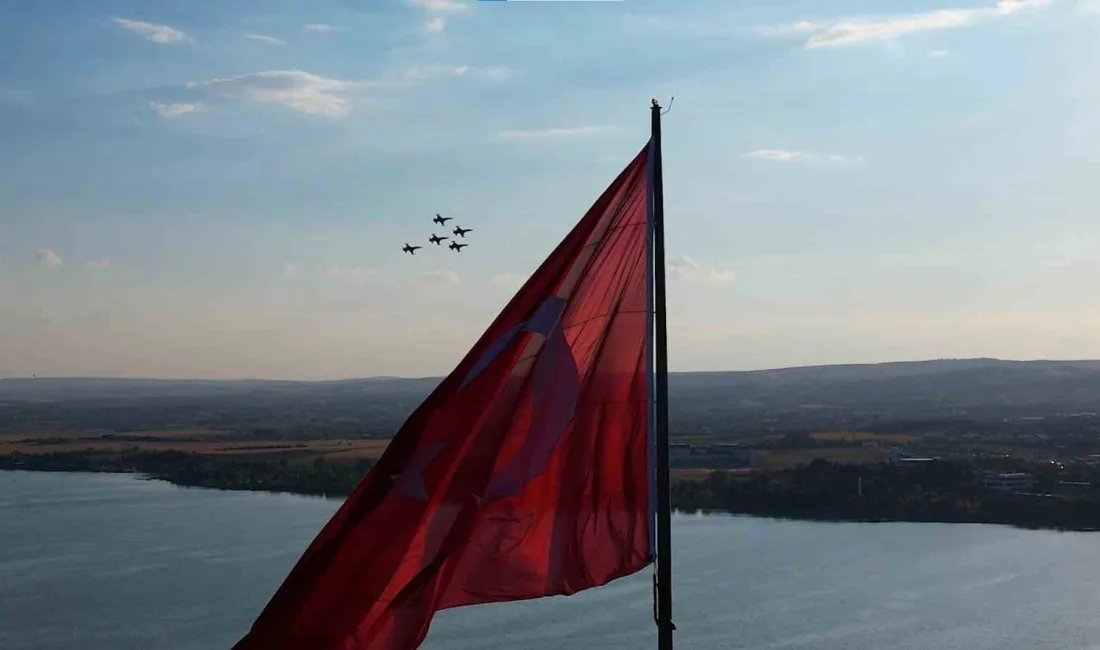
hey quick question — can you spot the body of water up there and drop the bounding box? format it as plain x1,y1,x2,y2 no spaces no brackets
4,471,1100,649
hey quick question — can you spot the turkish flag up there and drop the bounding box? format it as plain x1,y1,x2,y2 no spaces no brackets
234,142,655,650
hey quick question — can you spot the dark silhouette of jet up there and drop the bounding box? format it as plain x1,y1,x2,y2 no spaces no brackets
452,226,472,238
433,214,453,226
429,234,449,245
402,244,422,255
449,242,468,252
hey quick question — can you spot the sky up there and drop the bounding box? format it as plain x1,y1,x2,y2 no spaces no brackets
3,0,1100,379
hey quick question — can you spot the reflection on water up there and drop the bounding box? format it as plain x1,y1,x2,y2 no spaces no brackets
4,471,1100,650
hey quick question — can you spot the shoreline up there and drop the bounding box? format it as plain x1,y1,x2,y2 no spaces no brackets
6,452,1100,532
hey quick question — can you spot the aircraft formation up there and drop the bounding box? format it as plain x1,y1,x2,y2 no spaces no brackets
402,214,473,255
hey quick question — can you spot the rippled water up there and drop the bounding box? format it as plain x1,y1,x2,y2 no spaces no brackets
4,471,1100,649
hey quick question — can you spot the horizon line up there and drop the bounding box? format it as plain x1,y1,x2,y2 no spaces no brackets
4,357,1099,383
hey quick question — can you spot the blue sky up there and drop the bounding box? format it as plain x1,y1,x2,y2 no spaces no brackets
3,0,1100,379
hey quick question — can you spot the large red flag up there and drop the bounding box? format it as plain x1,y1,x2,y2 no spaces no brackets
234,142,656,650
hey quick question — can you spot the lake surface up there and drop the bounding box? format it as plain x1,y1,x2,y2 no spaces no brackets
5,471,1100,649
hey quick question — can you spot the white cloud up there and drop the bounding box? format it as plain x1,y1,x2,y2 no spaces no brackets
245,33,288,46
741,149,814,163
183,66,508,119
113,18,192,44
304,24,347,33
408,0,468,11
320,265,374,278
189,70,357,118
402,269,460,287
741,149,860,164
400,64,511,84
408,0,469,32
1083,0,1100,13
761,0,1052,49
667,257,735,284
756,20,825,37
928,49,952,57
149,101,203,118
86,259,111,270
498,126,610,141
472,65,512,83
37,249,62,267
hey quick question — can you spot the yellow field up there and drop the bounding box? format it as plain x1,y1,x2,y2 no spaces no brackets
0,435,393,463
0,428,230,443
809,431,914,443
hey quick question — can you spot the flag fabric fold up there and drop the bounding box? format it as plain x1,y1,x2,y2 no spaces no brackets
234,142,655,650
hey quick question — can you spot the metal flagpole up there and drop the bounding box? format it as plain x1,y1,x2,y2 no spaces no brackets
651,98,675,650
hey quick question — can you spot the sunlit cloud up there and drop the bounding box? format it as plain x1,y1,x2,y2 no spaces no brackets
741,149,861,164
37,249,62,267
319,265,374,277
149,101,203,118
188,70,356,118
408,0,469,33
304,23,347,33
667,256,735,284
113,17,192,44
245,33,288,46
498,126,610,140
760,0,1053,49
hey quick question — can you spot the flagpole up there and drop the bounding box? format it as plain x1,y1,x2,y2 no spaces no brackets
650,98,675,650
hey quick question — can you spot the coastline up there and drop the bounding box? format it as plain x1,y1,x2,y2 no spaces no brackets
6,450,1100,532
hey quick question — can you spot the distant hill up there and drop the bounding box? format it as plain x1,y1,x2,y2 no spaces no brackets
5,359,1100,438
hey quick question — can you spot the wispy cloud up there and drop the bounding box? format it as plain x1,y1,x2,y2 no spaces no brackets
189,70,356,118
183,66,508,118
245,33,287,46
149,101,203,118
402,269,460,287
304,23,347,33
86,259,111,270
498,126,610,141
761,0,1053,49
113,17,192,44
756,20,823,37
667,257,735,285
319,265,374,277
928,49,952,58
400,64,512,84
408,0,468,10
408,0,469,33
37,249,62,267
741,149,861,164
